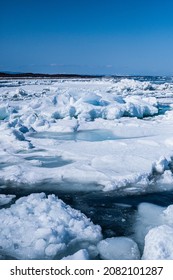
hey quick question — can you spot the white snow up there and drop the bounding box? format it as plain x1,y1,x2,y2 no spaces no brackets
0,193,102,259
0,78,173,192
97,237,140,260
1,78,173,191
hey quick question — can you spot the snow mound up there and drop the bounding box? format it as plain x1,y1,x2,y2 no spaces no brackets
152,156,169,174
124,96,158,118
113,79,155,93
142,225,173,260
156,170,173,186
0,193,102,259
97,237,140,260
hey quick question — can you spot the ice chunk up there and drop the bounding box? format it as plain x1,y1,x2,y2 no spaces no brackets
157,170,173,186
133,203,164,250
134,202,173,257
113,78,154,93
0,193,102,259
142,225,173,259
62,249,89,260
0,106,9,120
97,237,140,260
12,129,26,141
124,96,158,118
152,156,169,174
162,205,173,227
102,104,124,119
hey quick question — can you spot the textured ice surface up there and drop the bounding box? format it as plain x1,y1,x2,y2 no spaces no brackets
0,193,102,259
24,155,73,168
1,78,173,191
142,225,173,259
97,237,140,260
1,77,173,259
134,202,173,259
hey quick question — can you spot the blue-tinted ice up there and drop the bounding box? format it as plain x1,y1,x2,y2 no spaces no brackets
24,155,73,168
29,129,117,142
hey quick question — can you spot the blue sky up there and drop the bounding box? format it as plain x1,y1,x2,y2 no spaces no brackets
1,0,173,75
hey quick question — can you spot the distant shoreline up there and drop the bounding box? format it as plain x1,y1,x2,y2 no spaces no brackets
0,72,103,79
0,72,171,80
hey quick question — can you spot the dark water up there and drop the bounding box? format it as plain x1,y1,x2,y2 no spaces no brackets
43,187,173,238
1,180,173,239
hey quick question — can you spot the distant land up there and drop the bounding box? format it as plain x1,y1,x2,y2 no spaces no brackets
0,72,172,83
0,72,103,79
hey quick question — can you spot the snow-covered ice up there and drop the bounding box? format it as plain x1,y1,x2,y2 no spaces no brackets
1,76,173,259
0,193,102,259
1,78,173,191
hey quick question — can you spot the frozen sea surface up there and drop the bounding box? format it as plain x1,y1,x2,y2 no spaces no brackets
1,76,173,259
29,129,118,142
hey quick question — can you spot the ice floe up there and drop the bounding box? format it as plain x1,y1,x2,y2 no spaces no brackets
134,202,173,259
97,237,140,260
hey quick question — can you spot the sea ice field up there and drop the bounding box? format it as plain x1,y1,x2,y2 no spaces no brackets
0,76,173,259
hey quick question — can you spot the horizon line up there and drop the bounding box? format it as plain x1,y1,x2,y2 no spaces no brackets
0,71,172,78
